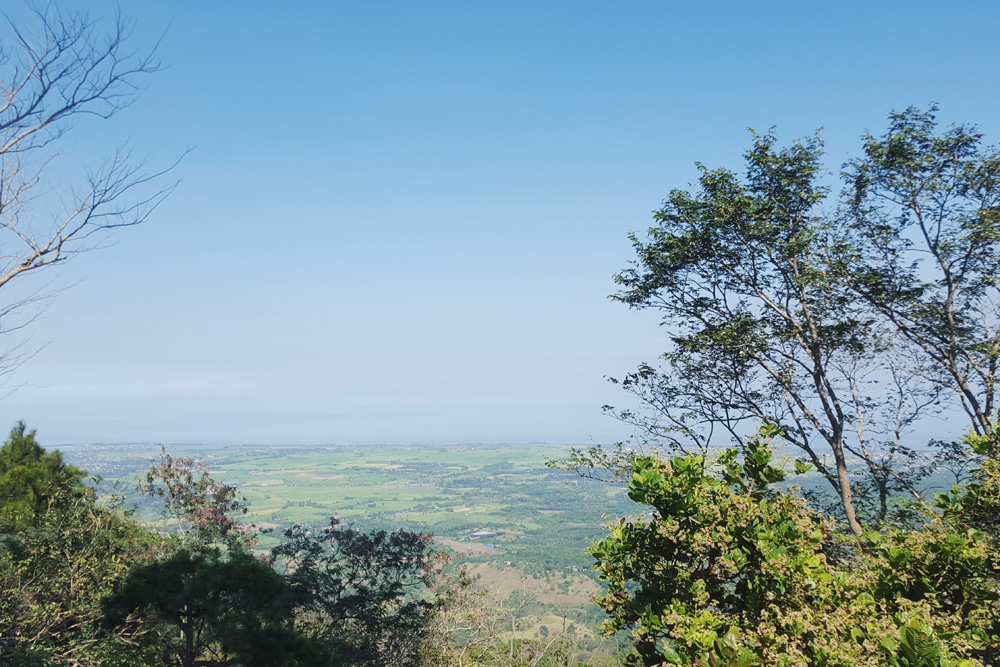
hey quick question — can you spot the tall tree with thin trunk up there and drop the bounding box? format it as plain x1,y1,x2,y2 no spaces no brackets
611,126,949,534
840,106,1000,453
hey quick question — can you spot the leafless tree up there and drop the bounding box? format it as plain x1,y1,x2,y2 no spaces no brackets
0,4,175,383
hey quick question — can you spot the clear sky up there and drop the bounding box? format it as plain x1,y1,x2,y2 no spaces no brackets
1,1,998,446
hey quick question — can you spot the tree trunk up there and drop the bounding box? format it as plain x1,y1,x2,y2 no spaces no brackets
832,444,863,535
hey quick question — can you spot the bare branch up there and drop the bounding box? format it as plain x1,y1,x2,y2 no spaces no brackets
0,4,174,382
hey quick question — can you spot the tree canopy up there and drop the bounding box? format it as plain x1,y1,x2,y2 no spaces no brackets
270,518,448,666
104,549,335,667
608,106,999,534
591,432,1000,666
0,421,86,531
839,108,1000,450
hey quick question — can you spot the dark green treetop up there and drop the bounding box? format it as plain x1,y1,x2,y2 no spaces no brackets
270,518,448,666
104,549,336,667
0,421,86,531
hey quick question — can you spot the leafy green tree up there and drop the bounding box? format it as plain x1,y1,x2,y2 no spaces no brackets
591,431,996,666
591,429,824,665
935,425,1000,556
104,549,334,667
604,107,998,534
270,518,448,666
839,107,1000,451
0,421,86,531
0,473,161,665
608,131,906,534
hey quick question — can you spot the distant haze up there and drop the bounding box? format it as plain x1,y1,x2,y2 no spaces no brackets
1,1,997,446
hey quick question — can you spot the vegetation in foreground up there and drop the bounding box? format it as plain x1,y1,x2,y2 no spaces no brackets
1,424,624,666
3,420,1000,665
591,427,1000,666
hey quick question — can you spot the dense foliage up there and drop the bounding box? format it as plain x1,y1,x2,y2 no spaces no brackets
590,431,1000,666
0,426,159,665
271,519,447,666
0,421,86,531
104,549,334,667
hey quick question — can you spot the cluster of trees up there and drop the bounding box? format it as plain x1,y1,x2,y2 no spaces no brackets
0,428,461,666
580,107,1000,665
0,427,612,666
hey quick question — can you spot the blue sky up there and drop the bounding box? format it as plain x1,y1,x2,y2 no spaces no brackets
1,1,998,445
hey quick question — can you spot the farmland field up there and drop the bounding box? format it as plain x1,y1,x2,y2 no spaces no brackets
61,441,640,640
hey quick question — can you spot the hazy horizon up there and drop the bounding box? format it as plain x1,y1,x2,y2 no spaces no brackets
1,1,997,446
